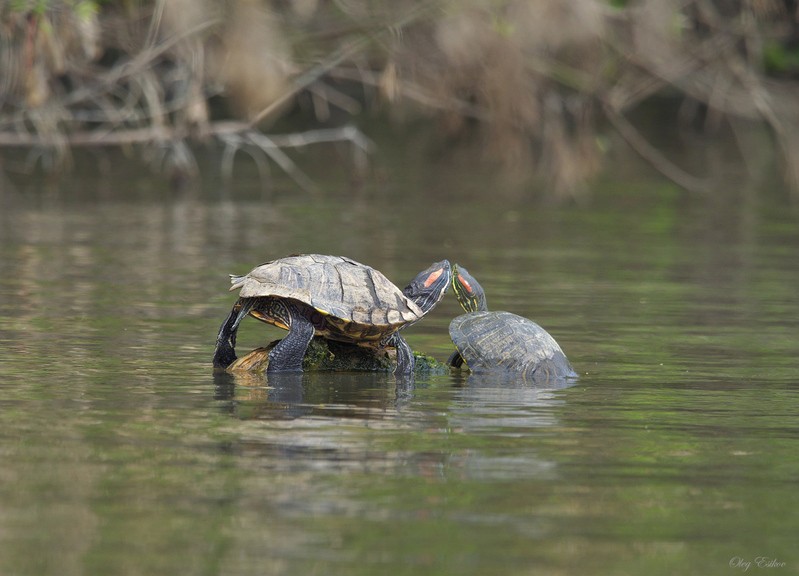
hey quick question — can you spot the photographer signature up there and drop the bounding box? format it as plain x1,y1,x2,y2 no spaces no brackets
730,557,786,571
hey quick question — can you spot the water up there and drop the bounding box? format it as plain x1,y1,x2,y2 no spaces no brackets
1,127,798,576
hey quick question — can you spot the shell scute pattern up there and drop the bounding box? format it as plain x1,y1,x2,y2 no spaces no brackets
234,255,422,331
451,311,574,377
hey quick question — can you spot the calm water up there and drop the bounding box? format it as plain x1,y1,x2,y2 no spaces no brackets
1,127,798,576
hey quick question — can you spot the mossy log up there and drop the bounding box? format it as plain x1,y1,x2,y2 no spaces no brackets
227,336,450,375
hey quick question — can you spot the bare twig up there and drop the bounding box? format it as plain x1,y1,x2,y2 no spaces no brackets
328,66,490,121
602,102,710,194
0,15,221,131
247,0,441,127
0,122,373,149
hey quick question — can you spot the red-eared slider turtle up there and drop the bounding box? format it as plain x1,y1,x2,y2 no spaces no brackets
212,255,451,375
448,265,577,381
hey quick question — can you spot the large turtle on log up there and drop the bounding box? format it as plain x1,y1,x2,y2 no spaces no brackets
212,254,451,376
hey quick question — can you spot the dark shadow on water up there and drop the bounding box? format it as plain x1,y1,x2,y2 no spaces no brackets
446,373,579,436
213,370,415,421
214,366,579,423
454,370,580,391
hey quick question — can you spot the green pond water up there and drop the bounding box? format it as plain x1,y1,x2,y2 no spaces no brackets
1,124,798,576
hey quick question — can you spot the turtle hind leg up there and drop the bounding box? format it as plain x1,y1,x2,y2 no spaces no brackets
389,333,415,376
267,313,315,372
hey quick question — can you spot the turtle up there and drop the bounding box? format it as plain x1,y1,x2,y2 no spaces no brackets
212,254,451,375
448,265,577,381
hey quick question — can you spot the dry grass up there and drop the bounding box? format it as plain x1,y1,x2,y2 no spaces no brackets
2,0,799,197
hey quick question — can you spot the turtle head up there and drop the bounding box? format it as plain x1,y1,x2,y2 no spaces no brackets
452,264,488,313
403,260,452,314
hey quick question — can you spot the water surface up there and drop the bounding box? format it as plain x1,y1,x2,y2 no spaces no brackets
1,129,798,575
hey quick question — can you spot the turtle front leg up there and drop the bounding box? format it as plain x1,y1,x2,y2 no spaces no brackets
212,298,254,369
267,312,315,372
447,351,465,369
389,333,415,376
213,307,240,369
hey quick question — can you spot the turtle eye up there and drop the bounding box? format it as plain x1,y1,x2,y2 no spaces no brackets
457,273,473,294
423,268,443,287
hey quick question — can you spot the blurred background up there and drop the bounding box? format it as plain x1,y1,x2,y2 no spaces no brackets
3,0,799,197
1,2,798,576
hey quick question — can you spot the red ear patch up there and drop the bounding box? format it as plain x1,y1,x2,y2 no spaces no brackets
423,268,444,287
457,273,473,293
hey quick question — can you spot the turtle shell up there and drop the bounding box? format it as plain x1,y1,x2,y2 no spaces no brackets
231,254,424,340
449,311,577,380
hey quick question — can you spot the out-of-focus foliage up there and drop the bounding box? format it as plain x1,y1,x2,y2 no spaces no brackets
2,0,799,198
8,0,99,16
764,41,799,75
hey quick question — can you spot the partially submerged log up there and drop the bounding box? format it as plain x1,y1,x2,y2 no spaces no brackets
227,336,450,375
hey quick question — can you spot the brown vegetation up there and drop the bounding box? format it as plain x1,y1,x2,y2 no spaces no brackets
1,0,799,196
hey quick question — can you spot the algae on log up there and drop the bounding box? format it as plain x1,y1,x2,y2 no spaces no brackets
228,337,450,375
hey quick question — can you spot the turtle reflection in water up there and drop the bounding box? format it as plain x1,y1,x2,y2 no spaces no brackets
448,265,577,382
212,254,451,376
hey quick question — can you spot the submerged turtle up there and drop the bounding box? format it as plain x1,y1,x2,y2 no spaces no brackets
448,265,577,381
212,254,451,375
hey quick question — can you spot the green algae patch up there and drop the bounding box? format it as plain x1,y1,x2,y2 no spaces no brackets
227,337,449,374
